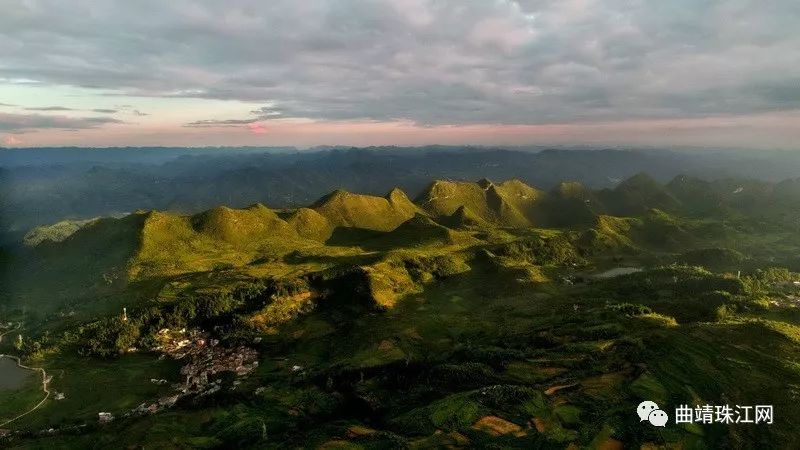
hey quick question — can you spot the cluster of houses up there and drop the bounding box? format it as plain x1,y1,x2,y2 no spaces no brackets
152,327,208,357
180,344,259,391
96,328,259,424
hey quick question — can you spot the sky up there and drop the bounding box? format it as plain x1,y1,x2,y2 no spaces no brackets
1,0,799,149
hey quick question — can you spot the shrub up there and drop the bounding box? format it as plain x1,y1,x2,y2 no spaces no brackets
715,304,737,322
608,303,653,316
78,317,141,357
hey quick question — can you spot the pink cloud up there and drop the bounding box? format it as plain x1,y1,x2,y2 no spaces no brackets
247,123,267,134
3,135,23,146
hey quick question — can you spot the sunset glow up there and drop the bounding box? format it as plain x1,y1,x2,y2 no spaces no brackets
2,0,799,148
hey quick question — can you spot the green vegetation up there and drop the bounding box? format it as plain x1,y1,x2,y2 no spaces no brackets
22,218,96,247
3,173,800,448
416,178,545,228
311,188,420,232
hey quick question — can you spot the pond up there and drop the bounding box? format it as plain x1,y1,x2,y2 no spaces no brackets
593,267,643,278
0,356,33,391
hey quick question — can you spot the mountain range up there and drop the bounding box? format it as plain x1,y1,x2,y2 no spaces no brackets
6,172,800,321
5,147,800,246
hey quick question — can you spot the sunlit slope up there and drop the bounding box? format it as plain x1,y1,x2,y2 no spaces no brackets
311,188,421,231
446,205,493,229
285,207,333,241
24,205,319,282
579,214,641,253
189,204,297,245
416,178,547,227
134,206,320,278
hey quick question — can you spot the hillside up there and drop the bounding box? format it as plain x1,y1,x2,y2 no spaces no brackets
134,206,317,278
190,204,295,243
285,208,333,242
665,175,727,216
416,178,546,228
16,204,320,289
447,205,493,229
359,213,477,250
599,173,680,216
311,188,421,232
547,181,602,227
22,218,97,247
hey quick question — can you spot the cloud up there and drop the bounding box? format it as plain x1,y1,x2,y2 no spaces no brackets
113,105,149,116
249,106,282,117
0,0,798,127
0,77,40,84
184,117,261,127
24,106,75,111
0,103,17,107
0,112,124,132
23,106,120,114
186,105,280,128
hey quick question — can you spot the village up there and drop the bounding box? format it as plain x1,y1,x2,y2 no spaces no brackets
99,328,260,423
1,327,261,441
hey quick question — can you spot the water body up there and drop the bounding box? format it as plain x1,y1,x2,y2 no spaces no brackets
594,267,643,278
0,356,32,390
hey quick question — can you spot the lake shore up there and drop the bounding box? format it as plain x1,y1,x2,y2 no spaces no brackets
0,324,51,429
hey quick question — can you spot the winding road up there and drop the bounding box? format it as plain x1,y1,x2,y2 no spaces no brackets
0,323,51,429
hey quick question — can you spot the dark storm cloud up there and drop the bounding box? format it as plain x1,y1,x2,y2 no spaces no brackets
0,112,124,132
1,0,799,125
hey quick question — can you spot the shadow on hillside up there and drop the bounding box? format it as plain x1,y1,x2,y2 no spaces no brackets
324,227,389,249
282,250,383,267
